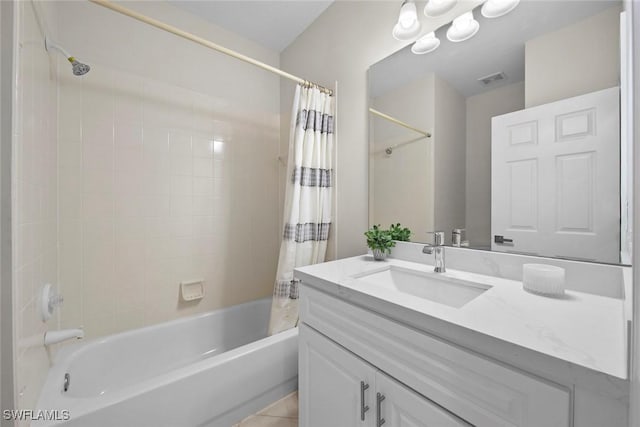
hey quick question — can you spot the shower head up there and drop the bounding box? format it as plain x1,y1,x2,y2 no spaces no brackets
70,59,91,76
44,38,90,76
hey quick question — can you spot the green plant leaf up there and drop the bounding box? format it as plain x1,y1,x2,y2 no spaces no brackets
365,224,396,253
388,223,412,242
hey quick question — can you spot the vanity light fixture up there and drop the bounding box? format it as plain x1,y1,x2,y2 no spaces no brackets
481,0,520,18
411,32,441,54
446,11,479,42
393,0,422,40
424,0,457,17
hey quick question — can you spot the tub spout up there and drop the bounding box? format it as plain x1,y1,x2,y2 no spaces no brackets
44,328,84,346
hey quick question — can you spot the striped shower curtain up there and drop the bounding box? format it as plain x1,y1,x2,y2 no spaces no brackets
268,83,334,335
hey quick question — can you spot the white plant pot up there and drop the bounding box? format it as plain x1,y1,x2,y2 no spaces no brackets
372,249,387,261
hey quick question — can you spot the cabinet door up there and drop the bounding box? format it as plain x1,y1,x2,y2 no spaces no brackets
376,372,471,427
299,324,376,427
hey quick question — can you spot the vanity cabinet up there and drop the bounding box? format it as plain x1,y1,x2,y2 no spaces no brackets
299,285,572,427
300,324,470,427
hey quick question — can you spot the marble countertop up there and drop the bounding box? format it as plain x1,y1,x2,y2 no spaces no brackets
296,255,628,381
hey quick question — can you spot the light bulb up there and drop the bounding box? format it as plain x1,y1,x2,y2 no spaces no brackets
446,11,479,42
424,0,457,17
411,32,440,54
392,1,421,42
392,21,421,41
453,11,473,28
399,0,418,29
481,0,520,18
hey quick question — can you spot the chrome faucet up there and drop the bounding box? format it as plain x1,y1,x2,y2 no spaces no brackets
423,231,446,273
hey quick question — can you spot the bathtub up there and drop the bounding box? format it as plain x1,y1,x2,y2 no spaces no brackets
35,298,298,427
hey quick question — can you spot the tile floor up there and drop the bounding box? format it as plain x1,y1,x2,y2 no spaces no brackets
233,392,298,427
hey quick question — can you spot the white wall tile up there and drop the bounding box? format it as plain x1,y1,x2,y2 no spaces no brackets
169,155,192,176
115,123,143,149
13,0,60,412
170,175,193,196
193,176,214,196
142,195,172,217
193,137,214,158
169,131,192,157
82,193,114,220
114,168,145,196
82,120,114,147
170,195,193,217
143,127,170,155
193,196,214,216
193,157,214,177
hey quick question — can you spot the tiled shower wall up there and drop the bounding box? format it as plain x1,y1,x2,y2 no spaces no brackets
57,64,281,338
12,0,282,412
53,0,283,340
13,0,59,413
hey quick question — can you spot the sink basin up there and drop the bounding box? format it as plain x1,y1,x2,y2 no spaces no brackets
352,266,490,308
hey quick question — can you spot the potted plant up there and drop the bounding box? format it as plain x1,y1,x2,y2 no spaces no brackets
365,225,395,261
389,223,411,242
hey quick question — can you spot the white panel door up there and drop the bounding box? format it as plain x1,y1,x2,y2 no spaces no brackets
299,324,376,427
491,87,620,262
375,371,471,427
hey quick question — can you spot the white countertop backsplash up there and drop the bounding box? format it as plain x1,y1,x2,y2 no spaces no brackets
296,243,631,382
390,242,628,298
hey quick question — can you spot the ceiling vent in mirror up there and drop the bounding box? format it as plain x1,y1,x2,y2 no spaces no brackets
478,72,507,86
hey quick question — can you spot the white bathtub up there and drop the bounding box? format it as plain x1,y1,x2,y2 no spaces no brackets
35,298,298,427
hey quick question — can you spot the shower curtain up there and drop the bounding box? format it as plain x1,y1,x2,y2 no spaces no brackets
268,83,335,335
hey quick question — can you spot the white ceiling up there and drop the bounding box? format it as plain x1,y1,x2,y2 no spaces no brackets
168,0,334,52
370,0,619,98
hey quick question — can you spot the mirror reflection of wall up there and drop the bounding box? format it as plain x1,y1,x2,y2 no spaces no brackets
369,1,628,264
370,73,466,246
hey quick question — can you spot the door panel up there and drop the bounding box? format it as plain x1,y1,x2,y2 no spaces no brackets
555,152,594,232
492,87,620,262
508,159,538,230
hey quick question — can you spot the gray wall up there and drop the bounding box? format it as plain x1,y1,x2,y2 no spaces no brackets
433,75,467,243
465,82,525,248
525,5,621,108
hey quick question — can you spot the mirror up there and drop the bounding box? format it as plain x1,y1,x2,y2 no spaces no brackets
368,0,630,265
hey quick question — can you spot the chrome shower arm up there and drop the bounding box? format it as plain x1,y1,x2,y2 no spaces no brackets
44,37,72,61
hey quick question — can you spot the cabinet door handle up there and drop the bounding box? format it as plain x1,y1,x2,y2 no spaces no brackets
360,381,370,421
376,392,386,426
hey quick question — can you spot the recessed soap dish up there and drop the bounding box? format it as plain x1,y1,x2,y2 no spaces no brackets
180,280,205,301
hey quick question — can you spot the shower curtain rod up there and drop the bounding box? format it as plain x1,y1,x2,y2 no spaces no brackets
87,0,333,95
368,108,431,138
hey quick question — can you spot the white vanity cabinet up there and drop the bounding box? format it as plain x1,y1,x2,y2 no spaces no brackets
300,324,470,427
299,285,573,427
